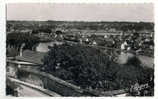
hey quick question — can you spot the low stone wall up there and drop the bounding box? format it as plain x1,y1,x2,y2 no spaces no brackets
13,67,128,96
7,77,61,97
17,68,91,96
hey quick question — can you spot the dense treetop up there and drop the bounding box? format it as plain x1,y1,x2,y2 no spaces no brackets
7,33,40,50
42,44,153,92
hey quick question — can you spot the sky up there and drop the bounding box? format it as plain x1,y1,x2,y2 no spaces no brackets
7,3,154,22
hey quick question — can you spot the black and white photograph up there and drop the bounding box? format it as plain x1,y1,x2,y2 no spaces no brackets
6,3,154,97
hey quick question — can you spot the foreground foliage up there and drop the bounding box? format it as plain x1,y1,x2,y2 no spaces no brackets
42,44,154,95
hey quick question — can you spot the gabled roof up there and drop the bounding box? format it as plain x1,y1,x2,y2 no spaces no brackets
15,50,46,65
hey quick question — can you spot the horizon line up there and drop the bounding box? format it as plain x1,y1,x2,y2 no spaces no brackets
6,19,154,23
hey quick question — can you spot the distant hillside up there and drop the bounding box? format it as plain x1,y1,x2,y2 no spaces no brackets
7,20,154,34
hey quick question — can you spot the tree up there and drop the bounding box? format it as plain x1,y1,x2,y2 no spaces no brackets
7,33,40,51
42,44,154,94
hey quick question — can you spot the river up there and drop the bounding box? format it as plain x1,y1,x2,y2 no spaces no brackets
35,41,63,52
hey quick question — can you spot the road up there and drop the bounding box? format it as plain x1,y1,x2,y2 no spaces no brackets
138,55,154,69
117,52,154,69
18,85,50,97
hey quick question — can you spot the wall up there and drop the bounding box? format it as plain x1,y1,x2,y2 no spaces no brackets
17,68,88,96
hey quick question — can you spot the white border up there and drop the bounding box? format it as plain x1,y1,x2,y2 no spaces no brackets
0,0,157,99
5,0,156,3
0,0,6,97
